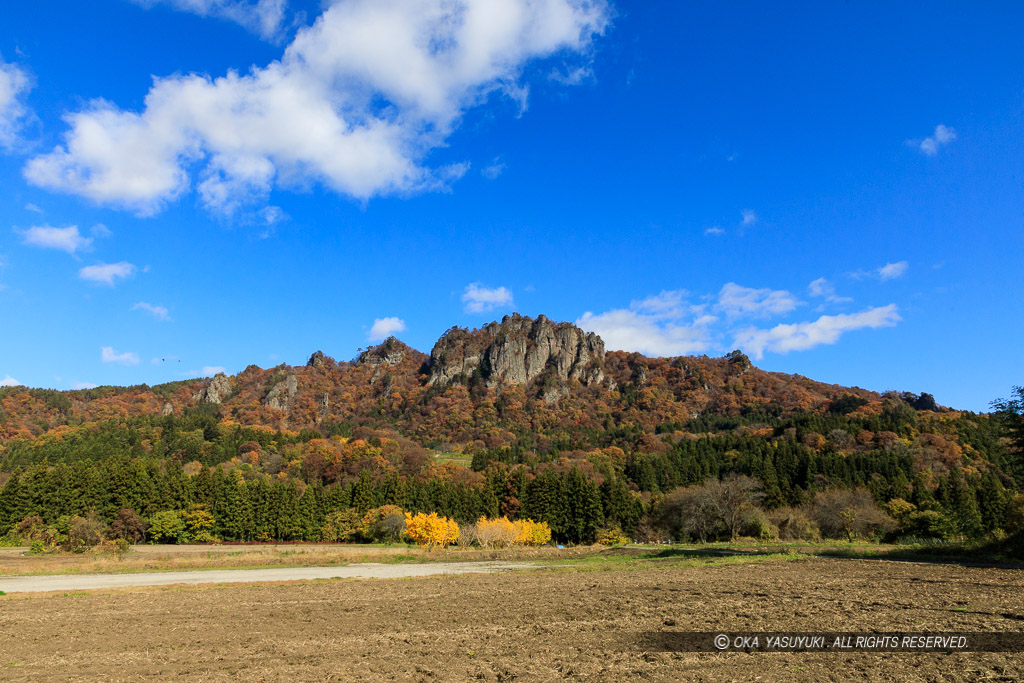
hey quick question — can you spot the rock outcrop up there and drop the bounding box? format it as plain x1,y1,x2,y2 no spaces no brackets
427,313,605,388
357,337,412,367
265,373,298,411
193,373,232,404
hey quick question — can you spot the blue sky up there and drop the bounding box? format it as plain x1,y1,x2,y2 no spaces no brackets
0,0,1021,411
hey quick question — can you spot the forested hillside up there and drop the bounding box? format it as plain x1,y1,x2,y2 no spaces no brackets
1,315,1020,547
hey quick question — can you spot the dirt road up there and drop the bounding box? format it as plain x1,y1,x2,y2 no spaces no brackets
0,560,534,593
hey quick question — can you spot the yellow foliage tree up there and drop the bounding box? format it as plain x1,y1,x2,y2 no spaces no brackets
404,512,459,550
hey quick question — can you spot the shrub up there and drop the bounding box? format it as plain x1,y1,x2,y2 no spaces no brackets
404,512,459,549
359,505,406,543
767,507,820,541
62,512,107,552
596,526,630,546
320,508,362,542
810,488,895,541
110,508,148,543
148,511,187,544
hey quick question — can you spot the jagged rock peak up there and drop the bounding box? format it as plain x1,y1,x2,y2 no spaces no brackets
307,350,336,368
193,373,232,404
427,313,605,388
357,337,412,366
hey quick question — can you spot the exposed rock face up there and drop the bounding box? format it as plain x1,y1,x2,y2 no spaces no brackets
427,314,605,388
307,350,333,368
193,373,232,404
265,373,298,411
357,337,410,367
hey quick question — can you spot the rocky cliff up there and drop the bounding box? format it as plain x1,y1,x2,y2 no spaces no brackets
426,313,605,388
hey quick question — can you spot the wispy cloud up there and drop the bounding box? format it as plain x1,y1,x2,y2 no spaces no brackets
0,56,32,150
101,346,140,365
18,225,93,255
481,159,505,180
733,305,901,360
127,0,291,41
704,226,725,236
133,301,171,321
72,381,98,390
808,277,853,304
914,124,956,156
463,283,514,314
741,209,757,226
201,365,226,376
368,316,406,342
79,261,137,286
878,261,908,281
1,375,22,387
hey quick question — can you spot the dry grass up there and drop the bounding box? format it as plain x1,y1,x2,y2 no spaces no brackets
0,543,598,576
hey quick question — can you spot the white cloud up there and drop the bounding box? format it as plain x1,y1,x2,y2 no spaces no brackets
25,203,43,214
733,305,901,360
79,261,137,286
0,57,32,149
91,223,113,238
133,301,171,321
27,0,608,216
129,0,290,41
72,381,99,390
368,316,407,341
18,224,93,255
577,289,715,357
481,160,505,180
704,226,725,236
577,308,712,357
917,124,956,156
808,277,852,304
101,346,140,365
878,261,908,281
716,282,799,319
201,365,226,375
741,209,756,225
462,282,514,314
1,375,22,387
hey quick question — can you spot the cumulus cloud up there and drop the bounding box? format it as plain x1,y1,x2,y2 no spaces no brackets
878,261,908,281
1,375,22,387
128,0,290,41
577,308,712,357
462,283,514,314
133,301,171,320
27,0,609,216
101,346,140,365
577,289,715,357
716,282,799,319
368,316,407,341
733,305,901,360
916,124,956,156
79,261,137,286
18,225,93,255
0,57,32,149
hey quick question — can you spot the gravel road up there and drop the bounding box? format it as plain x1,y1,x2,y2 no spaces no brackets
0,561,535,593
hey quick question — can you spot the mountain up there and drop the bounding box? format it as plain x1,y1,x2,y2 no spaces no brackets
0,314,1016,547
0,313,886,447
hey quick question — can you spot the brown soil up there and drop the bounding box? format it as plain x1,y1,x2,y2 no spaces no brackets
1,557,1022,681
